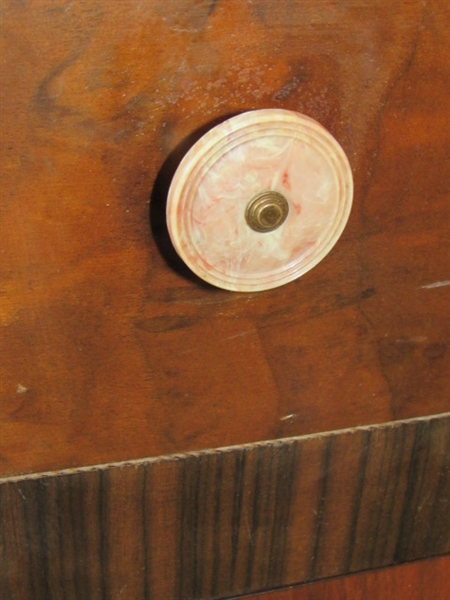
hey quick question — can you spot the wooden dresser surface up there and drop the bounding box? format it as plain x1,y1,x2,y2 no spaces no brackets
1,0,449,477
1,1,449,598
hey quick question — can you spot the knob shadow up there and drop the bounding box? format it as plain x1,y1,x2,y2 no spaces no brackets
149,114,240,286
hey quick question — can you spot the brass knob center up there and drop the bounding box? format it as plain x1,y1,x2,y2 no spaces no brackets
245,191,289,233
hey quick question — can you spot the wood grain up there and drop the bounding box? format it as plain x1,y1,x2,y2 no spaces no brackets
1,0,449,477
241,555,450,600
1,414,449,600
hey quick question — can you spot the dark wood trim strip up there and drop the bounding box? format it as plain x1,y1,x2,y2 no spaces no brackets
1,414,449,600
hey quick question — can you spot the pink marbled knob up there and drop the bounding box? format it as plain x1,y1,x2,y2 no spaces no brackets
167,109,353,292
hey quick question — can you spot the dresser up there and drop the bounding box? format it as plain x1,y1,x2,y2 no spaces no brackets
1,1,449,598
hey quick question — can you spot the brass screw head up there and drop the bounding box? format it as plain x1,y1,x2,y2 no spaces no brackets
245,191,289,233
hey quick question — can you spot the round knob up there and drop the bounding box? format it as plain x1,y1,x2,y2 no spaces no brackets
167,109,353,292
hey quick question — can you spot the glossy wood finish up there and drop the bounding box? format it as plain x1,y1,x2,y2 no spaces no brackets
1,0,449,477
241,556,450,600
1,414,449,600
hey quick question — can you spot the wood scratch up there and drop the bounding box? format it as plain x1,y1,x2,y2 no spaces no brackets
280,413,297,421
226,330,254,341
396,336,427,343
117,583,128,599
419,280,450,289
